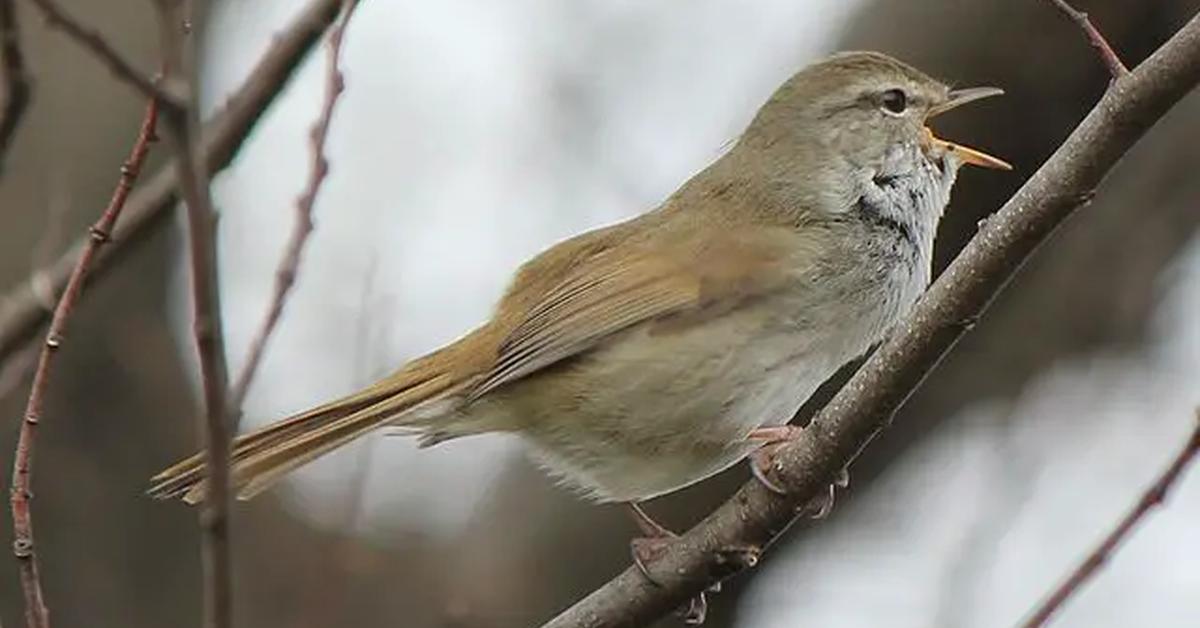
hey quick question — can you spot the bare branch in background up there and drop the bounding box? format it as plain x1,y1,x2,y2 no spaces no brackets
0,0,345,368
294,255,381,628
25,0,182,109
9,94,160,628
0,0,31,172
1045,0,1130,77
230,0,362,414
541,11,1200,628
151,2,233,627
0,339,35,399
1019,410,1200,628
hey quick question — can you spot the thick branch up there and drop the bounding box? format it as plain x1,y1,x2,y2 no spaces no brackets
25,0,182,109
0,0,344,366
230,0,360,414
10,94,160,628
542,11,1200,628
1019,411,1200,628
0,0,31,171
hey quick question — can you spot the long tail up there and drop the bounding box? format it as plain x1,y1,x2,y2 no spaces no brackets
148,356,463,505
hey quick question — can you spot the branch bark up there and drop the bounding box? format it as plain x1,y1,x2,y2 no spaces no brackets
1018,410,1200,628
541,11,1200,628
9,93,160,628
0,0,344,366
229,0,360,414
152,2,233,627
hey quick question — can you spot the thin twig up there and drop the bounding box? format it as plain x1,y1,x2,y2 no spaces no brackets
0,0,345,367
1046,0,1130,77
153,1,233,626
541,10,1200,628
25,0,182,109
229,0,361,414
0,0,31,171
1019,411,1200,628
343,253,380,529
9,94,160,628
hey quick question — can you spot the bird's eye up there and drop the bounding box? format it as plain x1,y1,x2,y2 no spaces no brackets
880,89,907,115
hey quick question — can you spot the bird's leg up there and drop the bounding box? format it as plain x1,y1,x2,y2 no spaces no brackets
627,501,674,539
624,502,712,625
745,425,849,519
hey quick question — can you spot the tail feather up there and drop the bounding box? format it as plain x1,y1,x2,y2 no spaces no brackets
147,388,386,500
148,361,463,504
229,374,455,502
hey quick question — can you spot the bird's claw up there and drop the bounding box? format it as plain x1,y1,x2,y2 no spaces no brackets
746,427,850,518
629,536,672,583
625,503,713,623
799,468,850,519
746,425,804,494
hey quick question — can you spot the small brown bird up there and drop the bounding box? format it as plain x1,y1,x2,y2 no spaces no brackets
151,51,1006,529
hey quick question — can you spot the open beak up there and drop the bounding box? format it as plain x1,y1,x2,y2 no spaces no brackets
923,86,1011,171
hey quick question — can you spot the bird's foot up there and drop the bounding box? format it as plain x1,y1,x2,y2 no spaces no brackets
746,425,804,494
624,502,714,625
746,426,849,519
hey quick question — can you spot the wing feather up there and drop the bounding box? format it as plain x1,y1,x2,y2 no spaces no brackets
468,231,796,400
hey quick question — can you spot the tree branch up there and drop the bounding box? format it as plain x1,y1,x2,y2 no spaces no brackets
1018,410,1200,628
229,0,360,414
541,11,1200,628
9,93,160,628
0,0,31,172
24,0,183,110
1045,0,1130,77
0,0,344,367
152,2,233,626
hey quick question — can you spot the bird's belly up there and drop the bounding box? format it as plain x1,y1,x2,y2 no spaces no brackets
516,309,850,502
509,254,924,503
523,367,818,502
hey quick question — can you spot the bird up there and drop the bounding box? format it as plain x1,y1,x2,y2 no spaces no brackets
150,50,1006,538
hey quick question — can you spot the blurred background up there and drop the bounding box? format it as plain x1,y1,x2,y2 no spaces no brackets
0,0,1198,626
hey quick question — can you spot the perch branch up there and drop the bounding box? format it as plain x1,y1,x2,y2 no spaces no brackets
0,0,31,171
541,11,1200,628
10,94,160,628
229,0,360,414
1045,0,1130,77
1018,411,1200,628
0,0,345,367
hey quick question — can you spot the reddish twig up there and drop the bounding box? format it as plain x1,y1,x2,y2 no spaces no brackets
1046,0,1130,78
1019,411,1200,628
25,0,182,109
229,0,361,414
1,0,31,171
9,95,160,628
